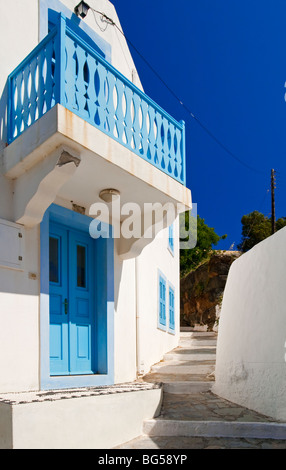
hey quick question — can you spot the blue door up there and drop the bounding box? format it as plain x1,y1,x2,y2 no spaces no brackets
49,222,96,376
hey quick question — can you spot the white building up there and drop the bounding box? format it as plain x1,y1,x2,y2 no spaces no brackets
0,0,192,448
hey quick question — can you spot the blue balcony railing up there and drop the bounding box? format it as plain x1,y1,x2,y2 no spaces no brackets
8,14,186,185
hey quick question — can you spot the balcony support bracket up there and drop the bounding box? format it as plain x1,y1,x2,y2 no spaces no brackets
13,147,81,228
117,203,186,260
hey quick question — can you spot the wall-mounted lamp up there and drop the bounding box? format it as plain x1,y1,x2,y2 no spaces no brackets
99,189,120,203
74,1,90,19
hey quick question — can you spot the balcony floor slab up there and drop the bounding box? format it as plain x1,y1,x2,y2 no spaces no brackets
3,105,191,210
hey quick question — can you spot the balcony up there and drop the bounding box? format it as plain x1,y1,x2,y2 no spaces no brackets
7,14,186,186
3,14,191,258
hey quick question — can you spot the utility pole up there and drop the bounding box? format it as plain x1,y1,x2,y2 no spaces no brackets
271,169,276,234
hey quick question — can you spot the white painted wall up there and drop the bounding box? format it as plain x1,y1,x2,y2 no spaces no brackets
0,0,39,149
59,0,143,88
136,219,180,375
0,0,144,393
113,218,180,383
0,0,181,393
0,225,40,392
0,191,180,394
213,227,286,421
113,251,137,383
0,0,142,151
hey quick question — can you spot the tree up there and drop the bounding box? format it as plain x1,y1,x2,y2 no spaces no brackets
237,211,286,252
180,212,227,277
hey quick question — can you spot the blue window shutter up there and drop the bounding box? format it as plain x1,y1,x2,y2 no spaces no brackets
168,224,174,254
159,275,166,327
169,287,175,331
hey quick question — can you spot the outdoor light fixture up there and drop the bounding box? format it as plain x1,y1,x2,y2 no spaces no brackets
99,189,120,203
74,1,90,19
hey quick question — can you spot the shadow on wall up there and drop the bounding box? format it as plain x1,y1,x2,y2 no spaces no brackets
113,238,127,313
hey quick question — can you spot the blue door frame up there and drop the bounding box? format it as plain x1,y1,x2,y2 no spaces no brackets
40,204,114,390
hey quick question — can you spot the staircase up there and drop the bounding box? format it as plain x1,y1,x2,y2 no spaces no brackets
116,330,286,449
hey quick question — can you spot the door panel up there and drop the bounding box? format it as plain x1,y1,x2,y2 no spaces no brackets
69,230,96,374
49,222,96,376
49,224,69,375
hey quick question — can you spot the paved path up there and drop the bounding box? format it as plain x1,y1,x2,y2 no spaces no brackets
116,330,286,449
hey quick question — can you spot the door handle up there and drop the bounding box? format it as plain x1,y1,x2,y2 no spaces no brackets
63,298,68,315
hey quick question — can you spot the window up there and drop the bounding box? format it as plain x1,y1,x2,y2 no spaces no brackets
158,273,167,330
169,286,175,333
76,244,87,288
49,236,60,284
158,270,176,334
168,223,174,255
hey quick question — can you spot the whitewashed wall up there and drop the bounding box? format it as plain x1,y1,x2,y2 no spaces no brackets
0,0,39,150
0,225,40,392
136,219,180,376
0,0,142,392
0,0,142,151
0,0,180,392
113,218,180,383
113,251,137,383
213,227,286,421
0,212,180,393
59,0,143,88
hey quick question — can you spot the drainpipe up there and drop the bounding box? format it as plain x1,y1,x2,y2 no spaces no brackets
135,257,144,377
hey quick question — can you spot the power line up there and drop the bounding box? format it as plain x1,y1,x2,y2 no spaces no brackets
90,7,265,176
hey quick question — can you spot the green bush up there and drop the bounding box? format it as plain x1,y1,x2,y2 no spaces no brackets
180,212,226,277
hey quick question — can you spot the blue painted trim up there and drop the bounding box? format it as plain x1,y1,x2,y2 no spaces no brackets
39,0,111,62
180,120,186,185
168,223,174,256
60,22,183,129
57,13,66,106
40,204,114,390
7,76,12,146
168,282,175,335
157,270,167,332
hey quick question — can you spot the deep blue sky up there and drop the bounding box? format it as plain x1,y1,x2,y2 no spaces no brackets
113,0,286,249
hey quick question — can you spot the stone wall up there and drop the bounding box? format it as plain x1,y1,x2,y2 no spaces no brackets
180,251,240,331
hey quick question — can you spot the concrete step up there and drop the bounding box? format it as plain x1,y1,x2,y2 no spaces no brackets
163,381,213,394
172,347,217,354
150,364,215,375
178,340,217,349
180,331,217,336
143,373,215,383
163,353,216,362
143,419,286,440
